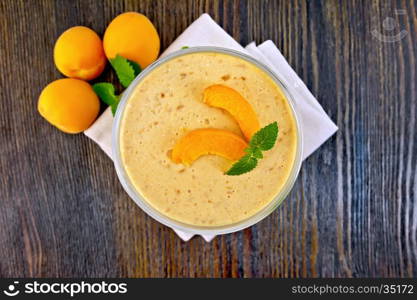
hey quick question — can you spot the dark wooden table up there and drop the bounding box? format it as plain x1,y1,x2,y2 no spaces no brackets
0,0,416,278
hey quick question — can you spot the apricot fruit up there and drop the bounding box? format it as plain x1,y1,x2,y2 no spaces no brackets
38,78,100,134
54,26,106,80
171,128,248,165
103,12,160,69
203,84,260,141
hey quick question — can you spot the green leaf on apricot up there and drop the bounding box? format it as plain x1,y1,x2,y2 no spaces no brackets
127,59,141,76
110,54,140,88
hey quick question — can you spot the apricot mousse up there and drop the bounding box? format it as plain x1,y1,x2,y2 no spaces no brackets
119,51,298,226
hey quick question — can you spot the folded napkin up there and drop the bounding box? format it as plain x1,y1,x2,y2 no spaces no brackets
85,14,338,242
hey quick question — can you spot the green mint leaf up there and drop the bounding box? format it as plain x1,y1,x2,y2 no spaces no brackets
127,59,141,76
92,83,117,105
225,154,258,176
226,122,279,176
110,103,118,115
92,82,120,116
109,54,137,88
181,46,189,49
244,146,263,159
251,147,263,159
249,121,279,151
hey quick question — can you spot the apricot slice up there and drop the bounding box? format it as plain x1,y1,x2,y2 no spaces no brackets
54,26,106,80
203,84,260,141
171,129,248,165
103,12,160,69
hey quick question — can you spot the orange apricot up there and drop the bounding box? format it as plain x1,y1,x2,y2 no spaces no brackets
54,26,106,80
103,12,160,69
171,128,248,165
38,79,100,134
203,84,260,141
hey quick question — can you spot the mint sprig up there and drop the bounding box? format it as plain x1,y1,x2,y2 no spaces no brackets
226,122,279,176
127,60,141,76
109,54,141,88
92,83,120,116
249,122,279,151
93,55,141,116
225,154,258,176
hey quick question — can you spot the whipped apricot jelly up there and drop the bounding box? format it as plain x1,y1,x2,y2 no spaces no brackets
120,51,298,227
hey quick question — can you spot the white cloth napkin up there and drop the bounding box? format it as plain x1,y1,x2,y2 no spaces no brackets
84,13,338,242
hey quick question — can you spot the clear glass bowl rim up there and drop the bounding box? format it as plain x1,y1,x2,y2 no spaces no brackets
112,46,303,235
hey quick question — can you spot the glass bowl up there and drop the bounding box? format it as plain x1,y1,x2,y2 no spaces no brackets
112,46,303,236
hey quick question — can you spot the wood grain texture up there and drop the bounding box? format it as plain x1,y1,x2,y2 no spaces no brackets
0,0,416,278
